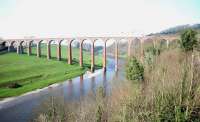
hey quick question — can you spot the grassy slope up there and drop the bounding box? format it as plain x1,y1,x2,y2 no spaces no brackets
0,45,102,98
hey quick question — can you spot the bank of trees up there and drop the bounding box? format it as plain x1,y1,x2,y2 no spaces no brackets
123,29,200,121
35,29,200,122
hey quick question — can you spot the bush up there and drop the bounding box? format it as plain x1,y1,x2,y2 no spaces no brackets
126,57,144,81
180,29,198,52
145,46,160,56
144,46,160,71
8,82,22,88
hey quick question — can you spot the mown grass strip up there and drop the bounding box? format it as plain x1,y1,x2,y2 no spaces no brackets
0,50,100,98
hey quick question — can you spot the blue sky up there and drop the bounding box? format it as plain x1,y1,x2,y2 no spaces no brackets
0,0,199,38
0,0,16,15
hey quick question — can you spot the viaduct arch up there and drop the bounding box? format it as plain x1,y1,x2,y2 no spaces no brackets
2,36,180,72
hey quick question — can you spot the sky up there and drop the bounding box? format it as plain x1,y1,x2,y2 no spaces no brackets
0,0,200,39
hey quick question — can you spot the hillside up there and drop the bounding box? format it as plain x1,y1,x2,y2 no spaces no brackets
107,23,200,57
154,23,200,35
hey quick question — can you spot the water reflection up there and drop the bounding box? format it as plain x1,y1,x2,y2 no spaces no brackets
103,71,107,95
63,70,114,102
79,75,84,98
65,79,73,101
91,76,96,94
0,58,126,122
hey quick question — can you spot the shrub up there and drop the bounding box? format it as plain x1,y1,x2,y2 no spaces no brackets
96,105,103,122
180,29,198,52
145,46,160,56
126,57,144,81
8,82,22,88
144,46,160,71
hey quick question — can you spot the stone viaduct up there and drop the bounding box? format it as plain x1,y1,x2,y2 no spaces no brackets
1,35,180,72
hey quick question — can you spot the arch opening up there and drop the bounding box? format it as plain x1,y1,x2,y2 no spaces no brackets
47,40,57,60
93,38,105,71
68,39,80,65
143,38,155,50
106,39,117,70
27,40,34,56
80,39,93,70
27,40,38,56
71,39,80,64
157,38,168,50
168,39,180,49
133,38,142,58
59,39,68,61
18,41,26,54
9,41,17,52
36,40,47,58
0,41,8,53
118,39,129,58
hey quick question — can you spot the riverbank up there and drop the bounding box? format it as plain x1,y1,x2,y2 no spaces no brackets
0,52,101,98
0,69,104,109
0,81,61,109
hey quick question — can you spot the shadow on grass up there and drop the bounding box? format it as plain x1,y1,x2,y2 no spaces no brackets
5,52,103,70
0,50,103,72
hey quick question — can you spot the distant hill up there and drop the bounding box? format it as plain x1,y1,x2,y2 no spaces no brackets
149,24,200,36
107,23,200,56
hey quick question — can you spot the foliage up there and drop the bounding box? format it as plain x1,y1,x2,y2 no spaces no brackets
159,24,200,35
146,46,160,56
126,57,144,81
144,46,160,71
96,104,103,122
180,29,198,52
95,86,106,122
8,82,22,88
122,49,200,121
143,39,168,71
35,47,200,122
0,44,103,98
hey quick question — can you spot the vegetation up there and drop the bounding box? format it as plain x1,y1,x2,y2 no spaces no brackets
126,57,144,81
154,23,200,35
120,49,200,121
0,53,85,98
144,46,160,70
0,45,103,98
180,29,198,52
35,29,200,122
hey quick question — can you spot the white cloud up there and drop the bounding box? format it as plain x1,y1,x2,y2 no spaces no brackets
0,0,199,39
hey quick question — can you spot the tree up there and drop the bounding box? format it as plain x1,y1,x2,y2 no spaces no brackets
180,29,198,52
180,30,198,104
126,57,144,81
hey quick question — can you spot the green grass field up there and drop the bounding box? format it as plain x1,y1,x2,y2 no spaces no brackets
26,44,102,68
0,45,102,98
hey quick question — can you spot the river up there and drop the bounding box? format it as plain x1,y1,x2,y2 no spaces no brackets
0,58,126,122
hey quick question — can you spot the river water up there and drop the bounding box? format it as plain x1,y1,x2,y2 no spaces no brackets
0,58,126,122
